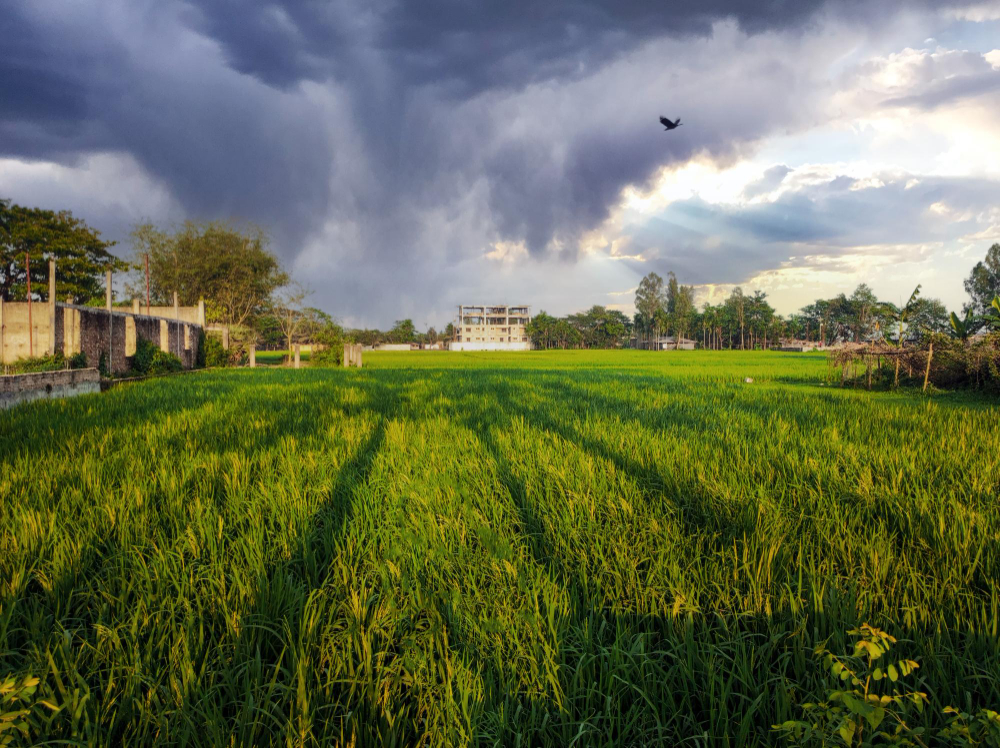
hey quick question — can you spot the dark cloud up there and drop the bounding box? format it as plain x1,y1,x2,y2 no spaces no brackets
0,0,980,324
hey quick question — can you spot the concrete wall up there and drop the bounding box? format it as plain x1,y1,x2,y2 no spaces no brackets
1,300,56,362
449,341,532,351
1,368,100,410
124,298,206,326
3,302,201,374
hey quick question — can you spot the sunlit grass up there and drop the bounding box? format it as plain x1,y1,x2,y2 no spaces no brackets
1,351,997,745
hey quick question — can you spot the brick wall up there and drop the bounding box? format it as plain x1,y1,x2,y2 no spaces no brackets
2,302,201,374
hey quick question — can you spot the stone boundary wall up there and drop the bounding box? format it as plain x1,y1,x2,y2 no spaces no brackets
0,368,101,410
2,302,202,374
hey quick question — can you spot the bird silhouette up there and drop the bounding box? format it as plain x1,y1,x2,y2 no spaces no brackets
659,116,682,131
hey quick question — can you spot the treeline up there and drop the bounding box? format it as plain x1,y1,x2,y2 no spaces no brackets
532,243,999,351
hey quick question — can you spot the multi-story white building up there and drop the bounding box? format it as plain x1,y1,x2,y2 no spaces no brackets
450,305,532,351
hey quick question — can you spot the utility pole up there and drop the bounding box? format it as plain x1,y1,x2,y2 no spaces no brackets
145,253,150,315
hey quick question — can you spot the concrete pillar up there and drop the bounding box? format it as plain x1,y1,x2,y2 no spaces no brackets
343,342,351,367
197,298,206,326
0,297,5,365
221,327,230,350
249,344,256,368
173,291,179,319
293,344,301,369
133,298,140,314
159,320,169,352
49,260,57,355
106,269,113,371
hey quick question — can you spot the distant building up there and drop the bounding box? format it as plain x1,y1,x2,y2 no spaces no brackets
631,336,697,351
450,305,531,351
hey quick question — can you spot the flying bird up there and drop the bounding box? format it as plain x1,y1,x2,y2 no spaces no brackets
659,116,682,131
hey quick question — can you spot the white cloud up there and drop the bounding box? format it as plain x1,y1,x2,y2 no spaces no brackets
0,153,184,242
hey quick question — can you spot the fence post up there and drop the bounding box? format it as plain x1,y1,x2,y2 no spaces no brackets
173,291,180,359
49,260,57,356
26,253,32,358
249,344,256,368
107,269,113,375
294,344,301,369
0,297,5,365
923,342,934,392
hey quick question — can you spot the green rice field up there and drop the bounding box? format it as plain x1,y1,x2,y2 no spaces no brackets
1,351,998,745
254,349,312,366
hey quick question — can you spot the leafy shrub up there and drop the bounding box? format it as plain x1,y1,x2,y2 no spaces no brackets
310,344,342,367
777,624,1000,747
130,336,158,375
129,337,183,376
309,322,345,367
201,334,231,368
148,349,183,375
68,351,88,369
7,353,65,374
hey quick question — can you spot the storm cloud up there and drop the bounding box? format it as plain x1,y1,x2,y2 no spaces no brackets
0,0,995,325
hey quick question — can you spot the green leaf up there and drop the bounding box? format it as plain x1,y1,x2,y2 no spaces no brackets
867,706,886,730
888,664,898,682
839,718,857,745
873,667,883,680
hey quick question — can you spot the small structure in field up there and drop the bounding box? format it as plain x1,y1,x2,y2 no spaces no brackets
343,343,363,368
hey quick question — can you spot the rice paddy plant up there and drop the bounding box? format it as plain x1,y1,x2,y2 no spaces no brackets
1,351,998,745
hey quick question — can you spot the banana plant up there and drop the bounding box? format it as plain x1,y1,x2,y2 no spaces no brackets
949,308,978,341
985,296,1000,330
887,285,921,347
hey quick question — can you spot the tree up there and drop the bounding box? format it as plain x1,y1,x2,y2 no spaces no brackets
665,272,696,348
907,297,950,338
389,319,416,343
725,288,746,349
565,305,629,348
963,243,1000,322
130,220,288,337
310,316,346,366
848,284,881,342
1,198,123,302
634,272,665,345
272,282,310,352
526,311,558,349
443,322,456,343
